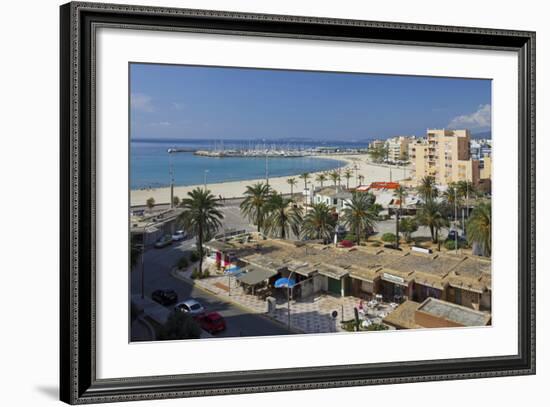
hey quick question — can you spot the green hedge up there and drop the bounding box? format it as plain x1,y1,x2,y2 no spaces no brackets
344,234,356,242
381,232,397,242
444,239,468,250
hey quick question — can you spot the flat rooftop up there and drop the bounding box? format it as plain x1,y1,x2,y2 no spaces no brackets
385,253,463,277
418,298,491,326
383,301,422,329
218,235,491,293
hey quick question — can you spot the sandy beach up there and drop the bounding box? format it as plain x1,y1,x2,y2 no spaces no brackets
130,154,411,207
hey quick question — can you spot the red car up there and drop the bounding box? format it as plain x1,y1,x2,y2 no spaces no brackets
338,239,354,248
197,312,226,334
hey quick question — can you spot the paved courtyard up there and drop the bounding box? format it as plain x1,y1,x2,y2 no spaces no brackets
173,266,396,335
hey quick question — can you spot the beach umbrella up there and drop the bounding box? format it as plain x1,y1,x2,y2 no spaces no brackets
224,265,242,275
274,277,296,288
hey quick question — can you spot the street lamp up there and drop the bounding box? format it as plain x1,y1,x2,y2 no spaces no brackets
140,221,157,299
287,270,295,330
203,169,209,190
168,150,175,209
454,188,459,254
265,152,269,186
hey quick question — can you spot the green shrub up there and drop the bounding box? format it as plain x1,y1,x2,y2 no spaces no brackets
381,232,397,243
370,241,382,247
189,251,200,262
366,323,389,331
444,239,468,251
203,269,210,278
176,256,189,270
344,234,356,242
191,268,199,279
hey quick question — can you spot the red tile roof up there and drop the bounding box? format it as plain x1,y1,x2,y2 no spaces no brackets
368,182,401,190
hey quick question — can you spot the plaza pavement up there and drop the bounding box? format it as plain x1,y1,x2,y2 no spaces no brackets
173,266,395,335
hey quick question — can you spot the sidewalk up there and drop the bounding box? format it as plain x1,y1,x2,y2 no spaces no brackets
172,268,378,334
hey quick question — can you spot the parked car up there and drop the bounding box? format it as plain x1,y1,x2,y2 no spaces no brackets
172,230,186,241
174,299,205,316
446,230,466,241
335,225,347,238
338,239,354,248
154,234,173,248
151,289,178,306
197,312,226,333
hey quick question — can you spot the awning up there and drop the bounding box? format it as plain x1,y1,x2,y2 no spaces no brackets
274,277,296,288
224,265,243,276
381,272,409,287
317,264,348,280
204,240,234,252
236,267,277,286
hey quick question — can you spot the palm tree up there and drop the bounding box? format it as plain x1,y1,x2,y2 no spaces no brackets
341,192,378,245
263,193,303,240
442,183,460,208
301,202,337,243
146,197,155,211
417,176,438,201
299,172,311,190
393,185,408,249
177,188,224,275
240,182,272,233
456,180,477,227
442,184,461,240
399,217,418,243
467,201,491,257
352,164,360,187
415,198,448,244
358,174,365,186
456,180,477,202
316,173,327,189
343,168,353,189
329,170,340,187
287,177,298,196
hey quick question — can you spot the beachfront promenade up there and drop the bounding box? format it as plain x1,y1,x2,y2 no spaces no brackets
131,154,411,206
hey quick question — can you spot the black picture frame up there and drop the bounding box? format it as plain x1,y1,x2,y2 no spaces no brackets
60,2,536,404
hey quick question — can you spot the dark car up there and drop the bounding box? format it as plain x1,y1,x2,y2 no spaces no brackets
151,289,178,306
447,230,466,241
197,312,226,334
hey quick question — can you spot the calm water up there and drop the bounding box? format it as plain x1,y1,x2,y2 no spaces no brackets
130,139,366,189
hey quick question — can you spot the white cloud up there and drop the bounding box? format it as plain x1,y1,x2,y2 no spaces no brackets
171,102,186,110
447,104,491,131
149,121,171,127
131,93,155,112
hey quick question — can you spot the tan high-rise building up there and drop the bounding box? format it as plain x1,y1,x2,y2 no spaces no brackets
409,129,480,186
386,136,413,162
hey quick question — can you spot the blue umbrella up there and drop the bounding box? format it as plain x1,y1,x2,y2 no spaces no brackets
274,277,296,288
224,265,242,275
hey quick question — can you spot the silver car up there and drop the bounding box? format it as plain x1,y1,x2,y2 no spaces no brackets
174,299,205,316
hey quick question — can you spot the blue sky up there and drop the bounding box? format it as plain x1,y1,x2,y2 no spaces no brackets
130,63,491,141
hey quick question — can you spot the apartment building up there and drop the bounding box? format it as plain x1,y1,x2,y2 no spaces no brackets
409,129,480,186
385,136,413,162
369,139,386,150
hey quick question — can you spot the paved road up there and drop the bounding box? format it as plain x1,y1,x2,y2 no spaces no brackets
130,208,290,340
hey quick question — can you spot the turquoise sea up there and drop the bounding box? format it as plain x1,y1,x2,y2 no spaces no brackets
130,139,363,190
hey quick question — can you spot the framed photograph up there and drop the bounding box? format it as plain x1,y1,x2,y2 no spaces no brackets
60,1,535,404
